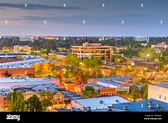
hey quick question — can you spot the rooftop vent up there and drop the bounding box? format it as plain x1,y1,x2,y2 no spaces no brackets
148,100,152,105
148,103,153,110
86,106,91,112
99,100,104,109
141,104,143,107
71,107,75,112
107,106,112,111
123,106,128,110
156,103,161,108
156,103,163,112
99,100,104,104
115,99,119,103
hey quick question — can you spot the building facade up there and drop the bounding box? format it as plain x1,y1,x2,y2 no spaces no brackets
71,42,113,63
13,45,31,53
151,42,168,50
0,68,34,77
52,92,65,108
0,95,8,111
148,83,168,103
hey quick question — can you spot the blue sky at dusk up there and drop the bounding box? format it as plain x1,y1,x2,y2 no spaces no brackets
0,0,167,36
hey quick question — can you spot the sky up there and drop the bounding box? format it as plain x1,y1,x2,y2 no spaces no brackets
0,0,168,36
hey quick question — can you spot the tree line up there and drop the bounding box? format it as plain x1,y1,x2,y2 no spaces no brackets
6,90,53,112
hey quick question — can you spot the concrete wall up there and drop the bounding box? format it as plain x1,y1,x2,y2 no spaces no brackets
0,68,34,77
148,84,168,103
0,59,22,63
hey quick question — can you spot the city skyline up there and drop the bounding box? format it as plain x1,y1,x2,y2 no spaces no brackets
0,0,168,36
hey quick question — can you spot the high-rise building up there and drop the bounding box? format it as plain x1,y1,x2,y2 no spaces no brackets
71,42,113,63
19,35,34,42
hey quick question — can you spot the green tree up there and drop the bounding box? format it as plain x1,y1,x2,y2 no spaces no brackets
97,69,103,78
64,53,82,67
35,64,45,77
139,77,150,84
25,95,43,112
75,70,88,85
48,64,57,78
141,84,148,99
83,58,102,70
6,91,25,112
108,69,117,76
38,50,48,58
129,85,141,102
62,67,72,79
82,86,99,98
40,90,53,110
114,56,121,63
119,47,137,58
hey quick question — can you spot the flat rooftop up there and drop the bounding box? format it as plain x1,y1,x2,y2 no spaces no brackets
95,76,131,87
32,83,60,93
84,84,109,90
0,77,57,89
153,82,168,89
137,62,161,65
0,58,57,68
0,52,28,56
125,58,143,62
113,98,168,112
72,96,130,110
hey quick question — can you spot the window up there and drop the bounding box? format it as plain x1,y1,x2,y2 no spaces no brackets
164,96,166,100
159,95,161,99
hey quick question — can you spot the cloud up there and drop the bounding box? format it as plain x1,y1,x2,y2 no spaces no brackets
0,3,83,10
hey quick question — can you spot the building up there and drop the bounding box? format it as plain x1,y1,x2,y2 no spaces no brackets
92,76,134,92
135,36,149,46
71,42,113,63
113,98,168,112
0,58,52,77
23,91,40,100
0,68,34,77
63,81,75,91
148,82,168,103
151,42,168,50
114,46,126,53
0,92,9,111
0,57,62,77
74,84,117,96
0,52,36,60
0,77,58,89
2,47,12,52
13,45,31,53
71,96,130,110
135,62,160,70
58,98,168,112
124,58,144,65
19,35,34,42
33,60,63,77
0,78,82,111
52,91,65,108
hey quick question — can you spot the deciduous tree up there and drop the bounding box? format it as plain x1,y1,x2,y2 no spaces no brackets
82,86,99,98
6,91,25,112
